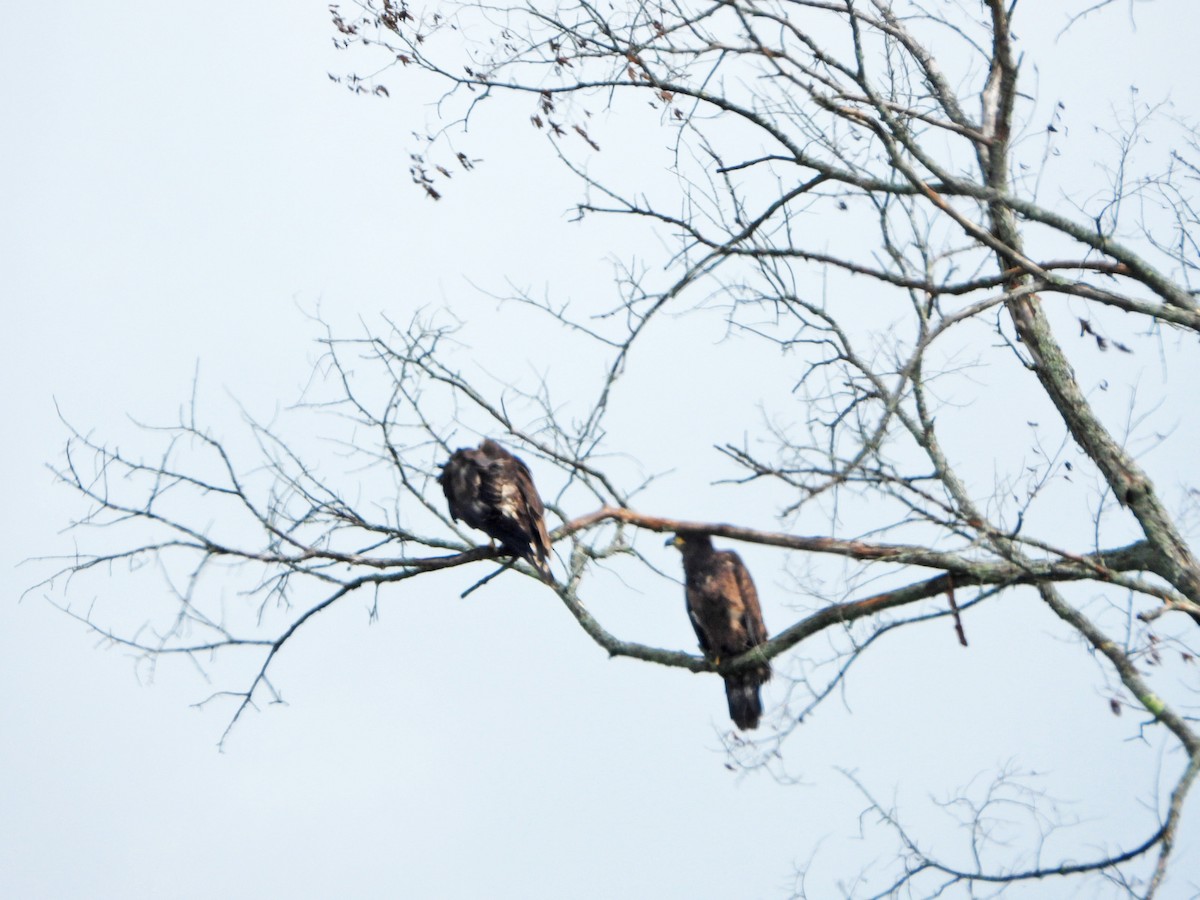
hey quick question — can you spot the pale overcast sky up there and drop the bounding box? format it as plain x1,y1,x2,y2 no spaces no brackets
5,2,1200,898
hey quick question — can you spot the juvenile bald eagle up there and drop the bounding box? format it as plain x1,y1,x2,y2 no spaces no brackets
439,439,553,583
669,533,771,730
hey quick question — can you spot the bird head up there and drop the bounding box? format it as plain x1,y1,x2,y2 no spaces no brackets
667,532,713,553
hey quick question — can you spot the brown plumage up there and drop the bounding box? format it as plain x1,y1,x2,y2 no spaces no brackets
670,533,771,729
439,439,553,583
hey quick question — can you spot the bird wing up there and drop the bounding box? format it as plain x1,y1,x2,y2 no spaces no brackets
509,456,552,563
686,601,714,657
727,551,768,648
478,452,548,557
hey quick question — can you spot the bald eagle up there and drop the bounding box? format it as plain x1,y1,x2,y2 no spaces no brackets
669,533,771,730
439,439,554,583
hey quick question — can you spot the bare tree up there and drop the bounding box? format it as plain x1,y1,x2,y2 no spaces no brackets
37,1,1200,896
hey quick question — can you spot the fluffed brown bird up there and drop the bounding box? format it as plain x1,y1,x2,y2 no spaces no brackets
439,439,553,583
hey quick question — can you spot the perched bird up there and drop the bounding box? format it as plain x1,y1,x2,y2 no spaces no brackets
439,439,554,583
669,533,771,729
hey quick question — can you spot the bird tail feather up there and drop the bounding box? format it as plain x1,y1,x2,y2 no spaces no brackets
725,679,764,731
531,554,554,585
